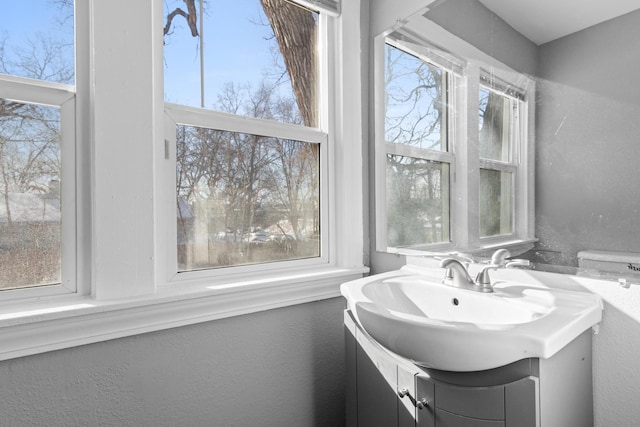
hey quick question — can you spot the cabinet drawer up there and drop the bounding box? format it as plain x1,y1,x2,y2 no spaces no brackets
436,409,505,427
435,382,505,420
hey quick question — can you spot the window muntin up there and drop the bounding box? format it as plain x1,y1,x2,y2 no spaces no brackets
0,2,75,293
176,125,320,271
164,0,328,277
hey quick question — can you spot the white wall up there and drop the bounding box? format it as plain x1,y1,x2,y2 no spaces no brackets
0,298,347,426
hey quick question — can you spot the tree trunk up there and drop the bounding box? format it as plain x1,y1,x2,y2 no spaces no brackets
260,0,317,128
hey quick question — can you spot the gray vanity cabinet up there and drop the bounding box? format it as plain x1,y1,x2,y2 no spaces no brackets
345,310,593,427
418,375,538,427
346,309,421,427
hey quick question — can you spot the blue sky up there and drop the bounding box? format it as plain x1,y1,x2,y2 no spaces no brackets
1,0,74,83
163,0,287,108
2,0,288,108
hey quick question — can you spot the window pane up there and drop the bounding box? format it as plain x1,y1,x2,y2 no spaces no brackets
385,44,448,151
480,169,512,237
164,0,318,127
0,100,61,290
479,86,511,162
176,125,320,271
386,155,450,247
0,1,75,84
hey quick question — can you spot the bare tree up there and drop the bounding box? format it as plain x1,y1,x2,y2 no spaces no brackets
168,0,321,267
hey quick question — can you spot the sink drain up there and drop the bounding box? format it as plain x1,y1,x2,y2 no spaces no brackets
451,298,460,306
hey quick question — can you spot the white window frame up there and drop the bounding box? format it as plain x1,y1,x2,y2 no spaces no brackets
0,0,366,362
161,105,331,286
478,77,522,241
375,39,457,252
375,17,535,256
0,0,89,301
0,76,76,300
157,3,334,287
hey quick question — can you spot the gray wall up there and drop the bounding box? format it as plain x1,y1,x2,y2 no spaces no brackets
424,0,538,75
536,9,640,266
0,298,347,427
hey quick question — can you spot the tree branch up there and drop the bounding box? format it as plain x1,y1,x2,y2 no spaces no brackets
164,0,199,37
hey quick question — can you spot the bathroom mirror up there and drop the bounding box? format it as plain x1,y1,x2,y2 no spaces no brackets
372,0,640,281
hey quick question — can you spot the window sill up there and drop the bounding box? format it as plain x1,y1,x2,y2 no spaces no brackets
386,238,538,259
0,266,368,362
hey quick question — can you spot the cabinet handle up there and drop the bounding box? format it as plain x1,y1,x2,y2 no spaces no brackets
398,387,411,398
416,398,429,410
398,388,430,410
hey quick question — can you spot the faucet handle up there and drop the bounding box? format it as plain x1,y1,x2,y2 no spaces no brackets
490,249,511,266
475,264,500,287
505,259,531,268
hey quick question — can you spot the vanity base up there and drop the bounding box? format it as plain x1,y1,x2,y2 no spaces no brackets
345,310,593,427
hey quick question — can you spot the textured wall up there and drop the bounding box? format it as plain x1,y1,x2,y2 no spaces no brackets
0,298,347,427
578,278,640,427
424,0,538,75
536,9,640,267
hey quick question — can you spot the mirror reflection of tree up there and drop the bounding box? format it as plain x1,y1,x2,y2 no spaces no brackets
479,87,513,237
384,44,449,247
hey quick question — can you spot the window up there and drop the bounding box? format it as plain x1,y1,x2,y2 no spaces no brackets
0,1,77,295
479,83,520,238
376,31,534,254
383,42,451,247
162,0,332,279
168,110,323,272
0,0,365,361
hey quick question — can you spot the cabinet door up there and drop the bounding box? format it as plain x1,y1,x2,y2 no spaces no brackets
355,327,401,427
435,381,505,420
415,375,435,427
505,376,538,427
345,321,358,427
398,366,417,427
436,410,505,427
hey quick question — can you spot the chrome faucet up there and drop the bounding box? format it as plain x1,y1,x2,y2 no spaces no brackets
439,258,488,292
475,258,531,287
439,249,531,293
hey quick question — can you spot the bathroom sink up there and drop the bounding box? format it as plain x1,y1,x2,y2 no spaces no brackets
341,265,603,372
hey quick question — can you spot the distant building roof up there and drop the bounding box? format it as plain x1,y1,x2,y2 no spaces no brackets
0,193,60,223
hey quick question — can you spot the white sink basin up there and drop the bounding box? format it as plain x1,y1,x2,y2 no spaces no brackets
341,265,603,372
